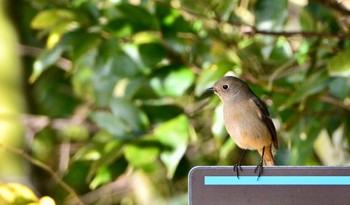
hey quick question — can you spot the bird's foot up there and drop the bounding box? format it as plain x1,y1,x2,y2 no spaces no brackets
254,161,263,180
233,163,243,179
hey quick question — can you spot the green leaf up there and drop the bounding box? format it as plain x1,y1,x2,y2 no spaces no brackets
71,33,100,62
86,99,149,139
141,104,183,123
305,2,339,32
124,143,160,168
110,97,149,135
195,62,232,96
139,43,166,68
90,39,144,104
63,161,89,191
281,70,330,109
30,45,65,82
255,0,288,59
90,156,128,189
255,0,288,31
328,49,350,77
105,3,159,37
60,124,89,141
328,77,349,100
90,112,130,138
92,73,119,107
211,103,226,143
214,0,236,21
290,116,322,165
300,9,315,31
87,141,123,180
118,3,159,30
32,69,80,117
31,9,75,29
72,51,96,99
150,65,195,97
269,37,293,63
96,40,142,78
154,115,190,178
219,138,236,163
73,145,100,161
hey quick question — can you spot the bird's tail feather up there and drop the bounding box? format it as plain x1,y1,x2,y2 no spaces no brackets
259,146,275,166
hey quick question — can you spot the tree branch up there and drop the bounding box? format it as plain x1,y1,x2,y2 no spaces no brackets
171,1,350,39
18,44,72,71
241,26,350,39
313,0,350,16
320,95,350,112
0,143,84,205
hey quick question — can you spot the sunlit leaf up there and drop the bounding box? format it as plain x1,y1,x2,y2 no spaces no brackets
328,49,350,77
219,138,236,163
30,45,65,82
38,196,56,205
87,141,124,180
211,103,226,143
60,124,89,141
31,9,75,29
124,143,160,167
154,115,189,178
0,183,38,204
90,157,128,189
300,9,315,31
150,65,195,97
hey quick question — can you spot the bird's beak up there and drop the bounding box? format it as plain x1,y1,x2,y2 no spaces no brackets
207,87,216,92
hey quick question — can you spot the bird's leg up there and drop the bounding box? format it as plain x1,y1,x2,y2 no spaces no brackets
233,149,246,179
254,146,265,179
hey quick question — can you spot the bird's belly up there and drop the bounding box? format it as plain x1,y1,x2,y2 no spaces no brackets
225,117,272,150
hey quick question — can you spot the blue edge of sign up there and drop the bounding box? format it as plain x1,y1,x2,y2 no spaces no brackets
204,176,350,185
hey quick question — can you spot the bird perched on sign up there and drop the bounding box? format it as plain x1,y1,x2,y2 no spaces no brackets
208,76,278,178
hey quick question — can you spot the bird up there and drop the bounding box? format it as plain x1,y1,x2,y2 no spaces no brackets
208,76,278,178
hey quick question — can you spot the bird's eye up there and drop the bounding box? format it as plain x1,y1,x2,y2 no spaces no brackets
223,84,229,90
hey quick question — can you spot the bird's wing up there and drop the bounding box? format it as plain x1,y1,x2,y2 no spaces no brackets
251,95,278,149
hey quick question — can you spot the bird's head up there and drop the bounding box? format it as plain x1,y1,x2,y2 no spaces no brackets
207,76,251,103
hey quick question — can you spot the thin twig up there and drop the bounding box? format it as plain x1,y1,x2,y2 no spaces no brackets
320,95,350,112
0,143,84,205
18,44,72,71
242,26,350,39
313,0,350,16
170,0,350,39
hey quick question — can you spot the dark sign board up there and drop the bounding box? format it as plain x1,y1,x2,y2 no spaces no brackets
189,166,350,205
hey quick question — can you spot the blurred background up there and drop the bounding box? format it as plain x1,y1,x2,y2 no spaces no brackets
1,0,350,204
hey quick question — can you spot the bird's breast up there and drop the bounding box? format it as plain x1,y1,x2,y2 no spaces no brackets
223,101,272,150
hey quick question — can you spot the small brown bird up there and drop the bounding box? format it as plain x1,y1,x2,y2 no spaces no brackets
208,76,278,178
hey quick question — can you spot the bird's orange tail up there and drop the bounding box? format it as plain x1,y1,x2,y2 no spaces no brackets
258,146,275,166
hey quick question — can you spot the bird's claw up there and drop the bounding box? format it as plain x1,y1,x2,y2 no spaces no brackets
254,162,263,180
233,163,243,179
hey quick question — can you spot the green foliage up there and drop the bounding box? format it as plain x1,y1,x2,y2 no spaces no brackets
12,0,350,204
